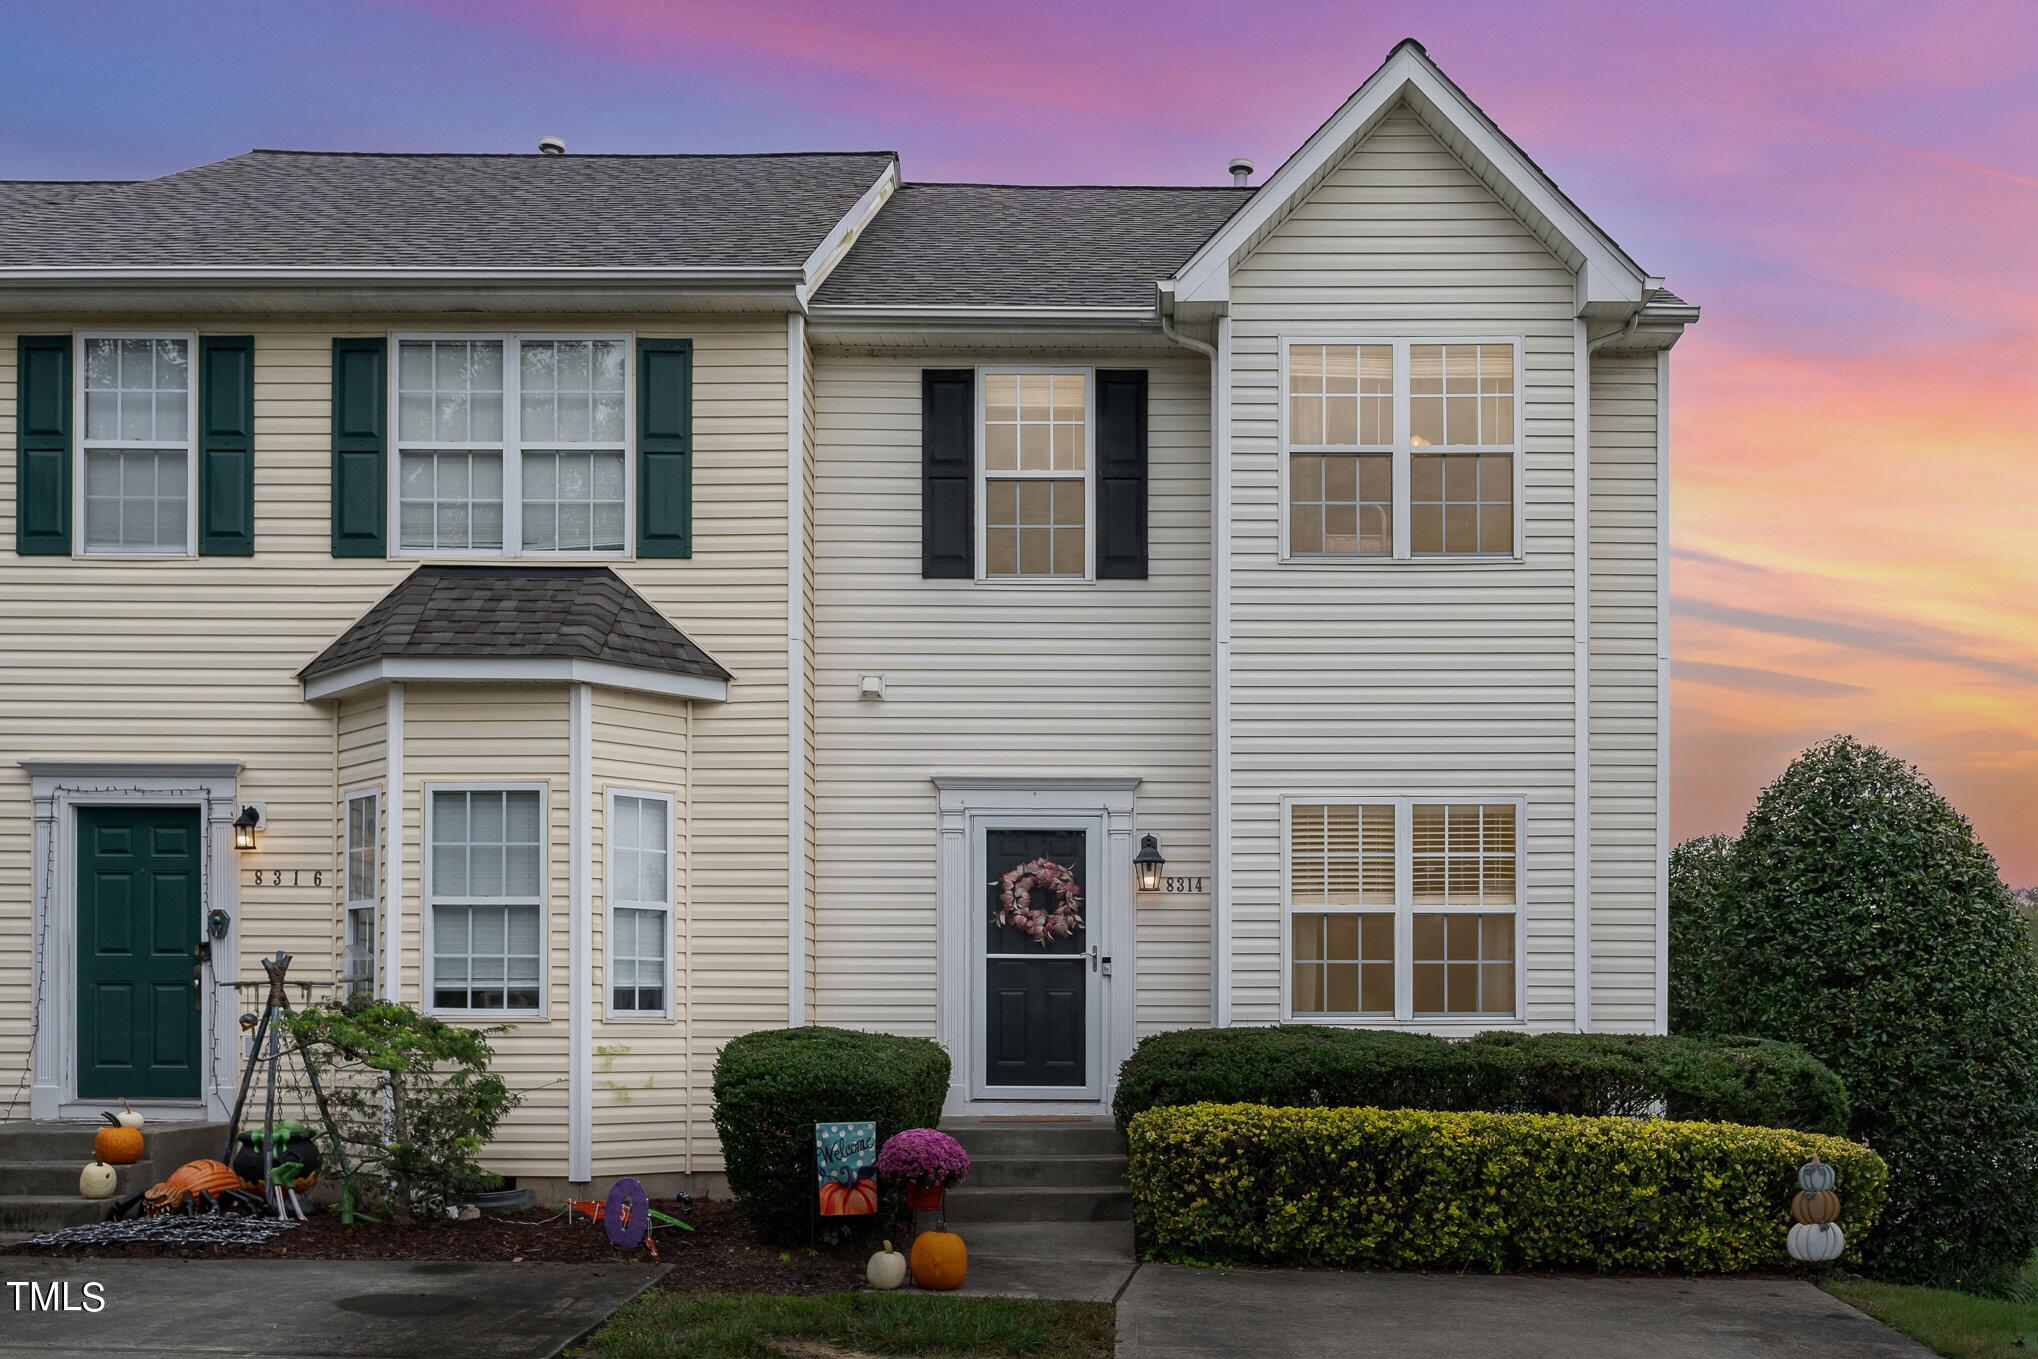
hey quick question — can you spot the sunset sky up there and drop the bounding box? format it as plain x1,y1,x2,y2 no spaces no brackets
4,1,2032,882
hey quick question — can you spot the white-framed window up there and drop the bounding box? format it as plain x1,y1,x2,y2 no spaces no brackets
75,333,196,556
605,789,675,1018
393,334,631,558
342,789,379,1000
977,367,1093,581
1284,795,1522,1022
1282,338,1520,561
426,785,546,1015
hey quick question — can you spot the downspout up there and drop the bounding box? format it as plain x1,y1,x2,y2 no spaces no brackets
1161,310,1231,1027
786,312,809,1030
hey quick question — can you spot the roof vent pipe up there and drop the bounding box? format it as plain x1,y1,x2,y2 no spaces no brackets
538,136,566,156
1228,157,1253,187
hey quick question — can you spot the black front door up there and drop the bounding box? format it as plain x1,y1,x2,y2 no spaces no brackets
76,806,203,1100
983,827,1087,1089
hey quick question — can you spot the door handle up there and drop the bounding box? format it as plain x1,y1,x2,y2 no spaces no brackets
1090,946,1098,972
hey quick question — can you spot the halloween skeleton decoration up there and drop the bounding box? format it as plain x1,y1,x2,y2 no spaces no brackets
232,1122,322,1220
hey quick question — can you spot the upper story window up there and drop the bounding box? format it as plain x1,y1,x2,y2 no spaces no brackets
979,369,1091,580
1286,796,1520,1023
1285,339,1518,561
395,335,630,558
78,335,194,556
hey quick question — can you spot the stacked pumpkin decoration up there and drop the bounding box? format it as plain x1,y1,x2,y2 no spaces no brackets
82,1101,144,1201
1785,1156,1845,1263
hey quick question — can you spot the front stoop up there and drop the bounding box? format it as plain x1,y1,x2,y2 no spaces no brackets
0,1120,230,1234
937,1117,1137,1302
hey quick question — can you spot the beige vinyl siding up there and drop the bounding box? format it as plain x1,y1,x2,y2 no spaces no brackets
0,317,792,1174
1225,103,1582,1027
809,346,1213,1038
590,687,691,1177
1586,350,1662,1030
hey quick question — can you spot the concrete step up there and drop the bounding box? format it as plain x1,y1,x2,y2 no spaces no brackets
943,1119,1125,1158
950,1219,1136,1263
0,1120,227,1164
965,1153,1127,1188
0,1159,156,1197
942,1184,1133,1223
0,1196,113,1234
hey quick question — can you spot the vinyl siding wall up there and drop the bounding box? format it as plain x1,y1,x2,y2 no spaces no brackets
1224,104,1585,1027
0,316,792,1172
809,345,1215,1041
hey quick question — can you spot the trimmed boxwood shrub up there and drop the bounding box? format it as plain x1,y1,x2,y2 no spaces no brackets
1128,1102,1886,1272
1111,1027,1848,1135
1696,736,2038,1290
712,1026,948,1245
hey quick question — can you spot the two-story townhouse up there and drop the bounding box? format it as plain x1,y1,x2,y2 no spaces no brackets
0,40,1693,1198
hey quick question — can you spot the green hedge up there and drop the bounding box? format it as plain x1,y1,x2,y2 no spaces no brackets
711,1026,948,1245
1129,1102,1886,1272
1112,1027,1848,1135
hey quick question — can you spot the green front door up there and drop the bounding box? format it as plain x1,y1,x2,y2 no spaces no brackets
76,806,203,1100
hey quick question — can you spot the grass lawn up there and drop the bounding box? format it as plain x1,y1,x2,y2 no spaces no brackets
571,1290,1114,1359
1826,1254,2038,1359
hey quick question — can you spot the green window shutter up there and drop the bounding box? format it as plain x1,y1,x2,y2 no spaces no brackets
198,335,256,555
637,338,693,558
15,335,72,556
330,337,387,557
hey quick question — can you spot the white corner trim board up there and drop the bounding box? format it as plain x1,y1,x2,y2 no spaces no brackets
382,685,403,1005
1213,316,1235,1028
568,683,593,1183
1573,323,1592,1034
1655,349,1672,1035
787,312,809,1030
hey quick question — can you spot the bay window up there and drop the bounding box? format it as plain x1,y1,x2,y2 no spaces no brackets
395,334,629,557
605,789,674,1018
428,786,545,1014
1286,796,1521,1021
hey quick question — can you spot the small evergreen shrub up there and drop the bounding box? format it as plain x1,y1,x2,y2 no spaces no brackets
1700,736,2038,1290
1128,1102,1886,1272
1669,833,1735,1034
1111,1027,1847,1134
712,1026,948,1245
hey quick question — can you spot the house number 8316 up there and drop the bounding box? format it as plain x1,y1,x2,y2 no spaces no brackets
247,869,324,888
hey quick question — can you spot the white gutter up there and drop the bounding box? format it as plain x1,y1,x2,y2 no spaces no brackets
786,313,809,1029
0,264,808,285
1161,307,1231,1028
567,684,593,1183
808,304,1156,330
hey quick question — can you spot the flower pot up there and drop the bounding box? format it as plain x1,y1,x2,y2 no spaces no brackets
905,1183,945,1211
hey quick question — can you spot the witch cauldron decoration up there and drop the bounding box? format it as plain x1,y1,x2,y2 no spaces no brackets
995,858,1084,945
1786,1155,1846,1263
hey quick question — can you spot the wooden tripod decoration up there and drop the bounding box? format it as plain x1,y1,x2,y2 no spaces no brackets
222,951,356,1221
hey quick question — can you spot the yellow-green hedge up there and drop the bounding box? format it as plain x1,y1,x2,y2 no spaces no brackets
1128,1103,1886,1272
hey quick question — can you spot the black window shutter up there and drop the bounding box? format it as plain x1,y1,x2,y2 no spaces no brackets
1095,369,1149,579
637,338,694,558
330,338,387,557
921,369,974,578
198,335,256,556
15,335,71,556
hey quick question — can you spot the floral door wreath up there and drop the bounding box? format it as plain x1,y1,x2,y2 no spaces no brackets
995,858,1085,945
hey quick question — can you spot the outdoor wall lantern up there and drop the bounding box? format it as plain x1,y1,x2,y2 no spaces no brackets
233,805,262,851
1134,834,1165,892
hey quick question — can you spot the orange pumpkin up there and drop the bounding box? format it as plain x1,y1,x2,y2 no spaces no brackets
910,1229,968,1290
1791,1189,1842,1224
819,1175,878,1217
94,1113,144,1166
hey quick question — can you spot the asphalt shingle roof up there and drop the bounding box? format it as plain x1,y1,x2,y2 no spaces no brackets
812,182,1252,308
0,179,132,213
300,565,731,684
0,151,895,271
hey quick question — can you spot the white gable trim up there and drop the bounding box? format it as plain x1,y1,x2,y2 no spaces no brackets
1171,41,1650,314
302,656,729,703
798,160,901,302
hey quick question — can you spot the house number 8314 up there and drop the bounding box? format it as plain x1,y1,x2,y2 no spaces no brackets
1161,876,1207,894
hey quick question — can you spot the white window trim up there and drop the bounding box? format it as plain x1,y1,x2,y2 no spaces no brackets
602,787,677,1021
422,780,550,1019
1278,791,1527,1028
72,331,199,559
1277,337,1525,565
972,364,1097,585
388,331,635,561
342,787,380,1000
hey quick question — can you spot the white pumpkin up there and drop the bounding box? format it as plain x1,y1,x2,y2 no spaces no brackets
1797,1158,1835,1193
867,1239,908,1291
1787,1221,1845,1263
114,1098,144,1131
79,1160,118,1200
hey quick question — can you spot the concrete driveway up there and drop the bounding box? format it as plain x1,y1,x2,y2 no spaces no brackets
0,1258,665,1359
1116,1265,1934,1359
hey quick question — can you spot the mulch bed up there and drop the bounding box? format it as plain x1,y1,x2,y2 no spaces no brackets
1,1198,870,1295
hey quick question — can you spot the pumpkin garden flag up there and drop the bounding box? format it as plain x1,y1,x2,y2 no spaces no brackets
815,1121,878,1217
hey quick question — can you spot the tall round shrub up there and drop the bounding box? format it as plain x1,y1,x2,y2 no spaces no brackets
1706,735,2038,1289
1669,832,1734,1035
711,1026,948,1245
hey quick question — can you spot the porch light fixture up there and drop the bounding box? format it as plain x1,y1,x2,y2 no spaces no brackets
1134,834,1165,893
233,805,261,851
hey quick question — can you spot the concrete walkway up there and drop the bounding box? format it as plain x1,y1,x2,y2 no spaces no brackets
1116,1265,1934,1359
0,1258,666,1359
